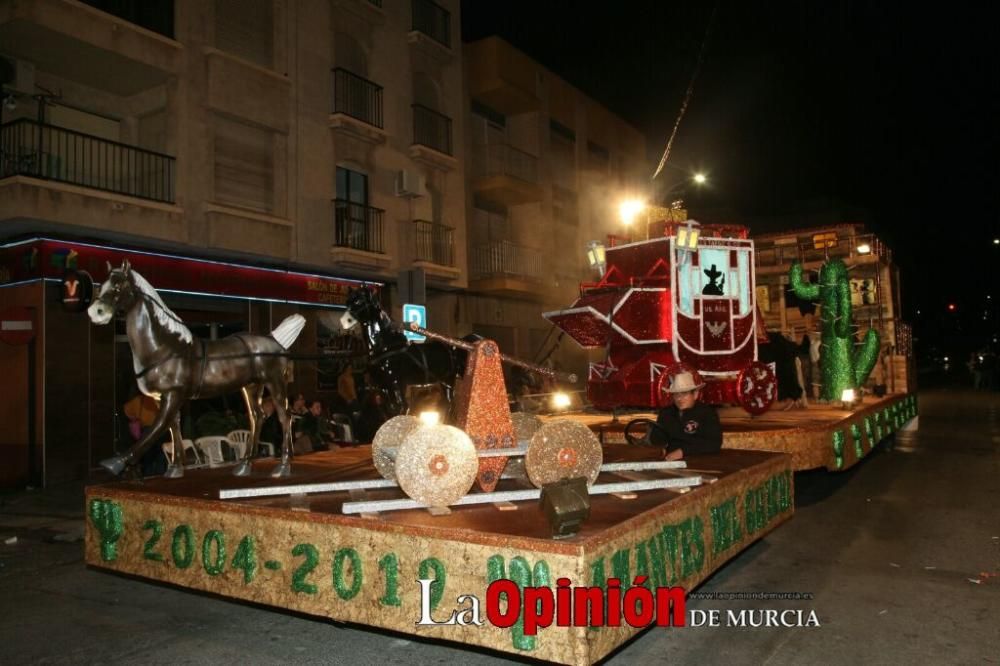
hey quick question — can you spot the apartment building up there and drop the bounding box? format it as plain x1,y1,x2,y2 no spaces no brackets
461,36,648,381
0,0,465,487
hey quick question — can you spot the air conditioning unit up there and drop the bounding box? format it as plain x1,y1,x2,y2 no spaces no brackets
0,55,35,95
394,169,426,198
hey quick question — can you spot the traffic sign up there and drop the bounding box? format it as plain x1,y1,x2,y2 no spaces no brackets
402,303,426,342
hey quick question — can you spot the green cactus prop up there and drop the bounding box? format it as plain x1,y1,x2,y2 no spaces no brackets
88,498,124,562
789,259,880,401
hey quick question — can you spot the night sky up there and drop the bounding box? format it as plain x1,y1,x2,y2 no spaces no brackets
462,2,999,353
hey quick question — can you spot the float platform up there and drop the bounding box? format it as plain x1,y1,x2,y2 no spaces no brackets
567,392,917,472
85,445,794,665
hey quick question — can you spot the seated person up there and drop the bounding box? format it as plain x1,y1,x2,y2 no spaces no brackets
649,372,722,461
259,397,284,457
293,400,333,453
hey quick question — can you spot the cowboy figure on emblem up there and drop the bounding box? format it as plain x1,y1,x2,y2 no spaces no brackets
649,371,723,461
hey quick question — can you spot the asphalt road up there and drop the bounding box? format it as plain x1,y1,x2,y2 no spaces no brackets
1,387,997,664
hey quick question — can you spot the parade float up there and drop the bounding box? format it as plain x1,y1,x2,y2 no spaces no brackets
541,215,918,473
84,261,796,665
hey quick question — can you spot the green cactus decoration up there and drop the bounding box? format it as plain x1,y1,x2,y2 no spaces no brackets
831,430,845,469
850,423,864,458
88,499,124,562
789,259,880,401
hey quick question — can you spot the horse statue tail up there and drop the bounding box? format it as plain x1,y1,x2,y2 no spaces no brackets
271,314,306,349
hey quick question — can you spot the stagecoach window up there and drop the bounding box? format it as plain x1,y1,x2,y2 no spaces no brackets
677,247,753,316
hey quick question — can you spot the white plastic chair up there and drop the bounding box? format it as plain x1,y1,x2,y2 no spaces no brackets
195,436,228,467
161,439,204,466
226,429,252,459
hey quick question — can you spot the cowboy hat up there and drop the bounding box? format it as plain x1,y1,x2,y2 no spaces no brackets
704,264,723,279
666,371,705,393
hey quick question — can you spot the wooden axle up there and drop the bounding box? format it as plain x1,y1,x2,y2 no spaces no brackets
401,322,578,384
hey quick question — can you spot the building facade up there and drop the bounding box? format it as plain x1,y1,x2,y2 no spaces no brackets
461,36,648,383
0,0,466,488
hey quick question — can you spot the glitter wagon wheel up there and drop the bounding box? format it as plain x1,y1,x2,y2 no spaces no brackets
395,424,478,507
370,415,420,480
737,361,777,415
524,420,603,488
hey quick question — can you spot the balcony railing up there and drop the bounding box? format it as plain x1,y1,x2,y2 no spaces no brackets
412,104,452,156
414,220,454,266
756,233,891,268
334,199,385,253
331,68,384,129
473,143,538,183
1,118,175,203
411,0,450,48
471,240,542,281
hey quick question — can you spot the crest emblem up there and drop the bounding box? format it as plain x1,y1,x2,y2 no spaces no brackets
706,321,728,338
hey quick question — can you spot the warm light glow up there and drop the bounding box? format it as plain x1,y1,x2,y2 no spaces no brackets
841,389,856,403
943,356,950,362
856,243,871,254
550,392,572,410
994,238,999,245
676,222,701,251
418,411,440,426
586,241,607,272
693,173,707,184
619,199,646,225
947,303,956,311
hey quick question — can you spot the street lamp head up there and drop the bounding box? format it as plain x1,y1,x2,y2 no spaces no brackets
693,172,707,185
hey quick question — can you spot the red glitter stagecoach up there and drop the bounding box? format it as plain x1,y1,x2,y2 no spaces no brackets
543,220,777,414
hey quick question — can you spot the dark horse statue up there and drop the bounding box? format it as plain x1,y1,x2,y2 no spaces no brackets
88,260,305,478
340,287,468,416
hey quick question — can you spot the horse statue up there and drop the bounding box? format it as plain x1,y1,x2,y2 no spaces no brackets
339,286,468,416
88,260,305,479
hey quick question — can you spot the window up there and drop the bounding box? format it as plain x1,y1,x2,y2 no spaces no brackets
336,166,368,206
677,247,752,316
214,117,274,213
472,198,509,243
550,120,576,190
587,140,610,172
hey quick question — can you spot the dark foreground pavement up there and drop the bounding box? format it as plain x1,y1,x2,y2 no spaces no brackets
1,389,997,665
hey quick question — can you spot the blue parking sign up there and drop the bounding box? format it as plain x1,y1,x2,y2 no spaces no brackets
402,303,426,342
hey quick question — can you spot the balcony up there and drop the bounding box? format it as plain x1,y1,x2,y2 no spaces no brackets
331,198,391,270
472,143,543,205
755,232,890,275
469,240,544,299
329,68,386,144
0,0,181,96
413,219,459,280
410,104,456,171
1,118,175,202
408,0,451,55
465,36,540,115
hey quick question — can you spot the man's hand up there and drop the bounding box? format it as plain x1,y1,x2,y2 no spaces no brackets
662,448,684,461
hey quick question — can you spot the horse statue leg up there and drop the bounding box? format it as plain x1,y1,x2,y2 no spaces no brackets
164,411,185,478
233,385,261,477
270,381,293,478
101,391,183,478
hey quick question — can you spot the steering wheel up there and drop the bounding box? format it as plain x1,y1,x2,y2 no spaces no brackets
624,418,658,446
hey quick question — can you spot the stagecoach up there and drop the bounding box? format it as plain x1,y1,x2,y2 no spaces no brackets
543,219,777,415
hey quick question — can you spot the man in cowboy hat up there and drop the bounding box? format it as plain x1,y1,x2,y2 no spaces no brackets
650,371,723,461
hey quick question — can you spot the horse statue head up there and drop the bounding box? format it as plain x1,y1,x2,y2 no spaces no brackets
87,260,304,480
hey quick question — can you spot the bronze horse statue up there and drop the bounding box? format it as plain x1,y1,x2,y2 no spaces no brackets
88,260,305,478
